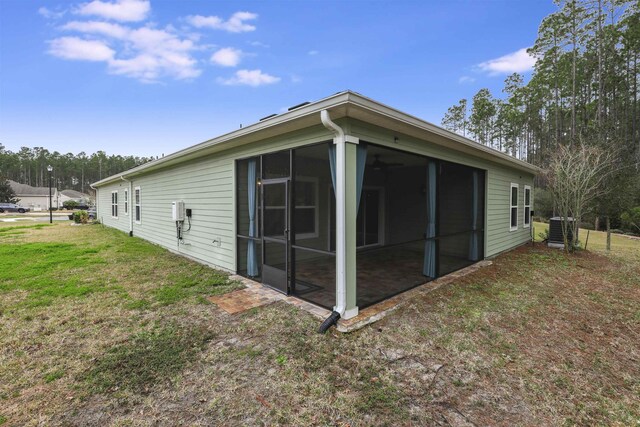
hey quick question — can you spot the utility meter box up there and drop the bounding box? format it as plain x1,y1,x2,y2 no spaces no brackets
172,201,185,221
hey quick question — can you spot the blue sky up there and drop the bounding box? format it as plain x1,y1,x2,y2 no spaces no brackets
0,0,555,157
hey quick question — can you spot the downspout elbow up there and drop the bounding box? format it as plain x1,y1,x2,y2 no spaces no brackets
321,110,345,143
318,311,341,334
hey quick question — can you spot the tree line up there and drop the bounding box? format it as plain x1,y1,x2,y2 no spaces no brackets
442,0,640,229
0,144,154,195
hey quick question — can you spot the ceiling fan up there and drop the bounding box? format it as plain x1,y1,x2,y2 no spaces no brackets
371,154,404,171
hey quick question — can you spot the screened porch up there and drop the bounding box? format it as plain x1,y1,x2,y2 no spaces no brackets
236,141,485,310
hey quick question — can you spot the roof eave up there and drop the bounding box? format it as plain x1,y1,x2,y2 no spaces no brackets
92,90,539,187
92,91,353,187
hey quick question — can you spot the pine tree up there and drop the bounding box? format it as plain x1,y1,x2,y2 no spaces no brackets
0,176,19,203
469,89,497,147
441,99,468,136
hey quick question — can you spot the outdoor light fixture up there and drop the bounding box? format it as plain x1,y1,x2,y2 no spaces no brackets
47,165,53,224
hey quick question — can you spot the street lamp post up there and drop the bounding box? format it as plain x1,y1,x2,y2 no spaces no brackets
47,165,53,224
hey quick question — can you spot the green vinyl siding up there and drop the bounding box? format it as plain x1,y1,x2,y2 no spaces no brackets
97,124,337,272
96,117,534,274
98,185,129,234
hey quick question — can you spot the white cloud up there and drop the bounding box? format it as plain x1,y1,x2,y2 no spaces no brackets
211,47,242,67
458,75,475,84
186,11,257,33
477,48,536,75
48,37,115,61
38,7,66,19
57,22,200,81
308,50,319,55
249,41,269,48
218,69,280,87
45,4,274,85
75,0,150,22
62,20,129,38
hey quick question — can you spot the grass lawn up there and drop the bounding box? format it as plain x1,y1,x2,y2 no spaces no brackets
1,222,639,426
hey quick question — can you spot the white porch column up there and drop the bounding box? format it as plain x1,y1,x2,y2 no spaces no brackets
334,133,360,319
321,110,359,320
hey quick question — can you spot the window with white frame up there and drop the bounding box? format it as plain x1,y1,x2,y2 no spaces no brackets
264,177,317,239
111,191,118,218
134,187,141,223
510,183,518,231
124,189,128,215
293,179,318,238
523,185,531,228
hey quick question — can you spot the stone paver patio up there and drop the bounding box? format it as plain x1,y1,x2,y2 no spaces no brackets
208,260,492,332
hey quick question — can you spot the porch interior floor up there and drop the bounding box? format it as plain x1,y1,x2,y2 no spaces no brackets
294,242,472,309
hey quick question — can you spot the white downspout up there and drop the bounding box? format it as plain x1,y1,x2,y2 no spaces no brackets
321,110,347,316
120,176,133,236
89,183,98,223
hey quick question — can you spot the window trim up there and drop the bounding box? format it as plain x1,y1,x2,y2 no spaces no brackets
523,185,531,228
111,190,118,219
509,183,518,232
124,189,129,216
134,186,141,224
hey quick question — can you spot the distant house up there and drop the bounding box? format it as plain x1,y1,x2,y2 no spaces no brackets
59,189,93,207
92,91,538,321
8,180,59,210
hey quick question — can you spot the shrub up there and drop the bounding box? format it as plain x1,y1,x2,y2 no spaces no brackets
538,228,550,241
63,200,79,210
620,207,640,234
579,221,594,230
73,210,89,224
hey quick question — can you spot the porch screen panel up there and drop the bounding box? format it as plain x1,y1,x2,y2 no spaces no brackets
292,143,335,308
356,143,430,308
438,161,485,276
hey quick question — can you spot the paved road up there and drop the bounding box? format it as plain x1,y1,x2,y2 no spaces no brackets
0,214,70,223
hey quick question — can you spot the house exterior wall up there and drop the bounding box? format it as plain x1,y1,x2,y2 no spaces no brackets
97,124,336,272
16,193,59,210
96,118,534,274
